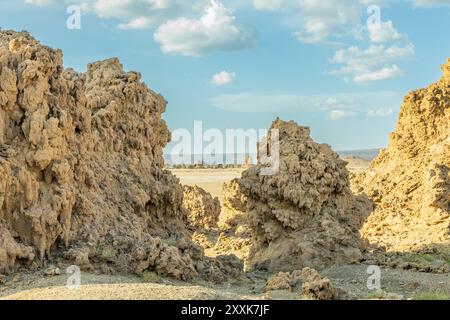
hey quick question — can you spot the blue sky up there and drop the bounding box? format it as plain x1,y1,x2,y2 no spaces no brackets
1,0,449,151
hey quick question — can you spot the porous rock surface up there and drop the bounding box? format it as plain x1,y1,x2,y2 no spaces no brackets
263,271,292,292
213,180,251,265
227,119,372,272
264,268,339,300
298,267,339,300
353,59,450,252
0,31,240,281
220,179,249,230
182,185,221,230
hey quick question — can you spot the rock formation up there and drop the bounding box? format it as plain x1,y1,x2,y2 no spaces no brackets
0,30,241,282
264,268,339,300
213,180,251,265
263,271,293,292
226,119,372,272
298,268,339,300
353,59,450,252
182,185,221,230
220,179,249,230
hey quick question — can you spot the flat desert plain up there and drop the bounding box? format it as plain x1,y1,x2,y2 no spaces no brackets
170,168,245,200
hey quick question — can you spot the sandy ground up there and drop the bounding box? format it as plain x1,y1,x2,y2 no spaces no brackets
1,264,448,300
170,168,245,199
342,157,372,173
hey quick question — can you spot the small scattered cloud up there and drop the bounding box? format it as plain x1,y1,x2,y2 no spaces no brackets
329,44,415,83
368,108,394,117
354,64,403,82
154,0,256,57
330,110,356,120
211,91,402,116
25,0,58,5
253,0,369,44
251,0,415,83
210,71,236,86
117,17,153,30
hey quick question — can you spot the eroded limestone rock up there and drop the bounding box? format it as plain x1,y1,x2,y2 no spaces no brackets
0,31,241,282
183,185,221,230
227,119,372,272
353,59,450,252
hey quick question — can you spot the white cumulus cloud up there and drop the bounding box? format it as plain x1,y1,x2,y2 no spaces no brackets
368,20,403,42
154,0,256,57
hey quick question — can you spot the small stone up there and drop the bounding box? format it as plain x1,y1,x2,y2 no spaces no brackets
263,272,292,292
44,266,61,276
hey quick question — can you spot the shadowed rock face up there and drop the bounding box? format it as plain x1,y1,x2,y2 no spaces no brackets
227,119,373,272
0,30,243,281
353,59,450,252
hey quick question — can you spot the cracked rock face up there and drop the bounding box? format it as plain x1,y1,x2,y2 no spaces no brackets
353,59,450,252
227,119,372,272
0,31,231,280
